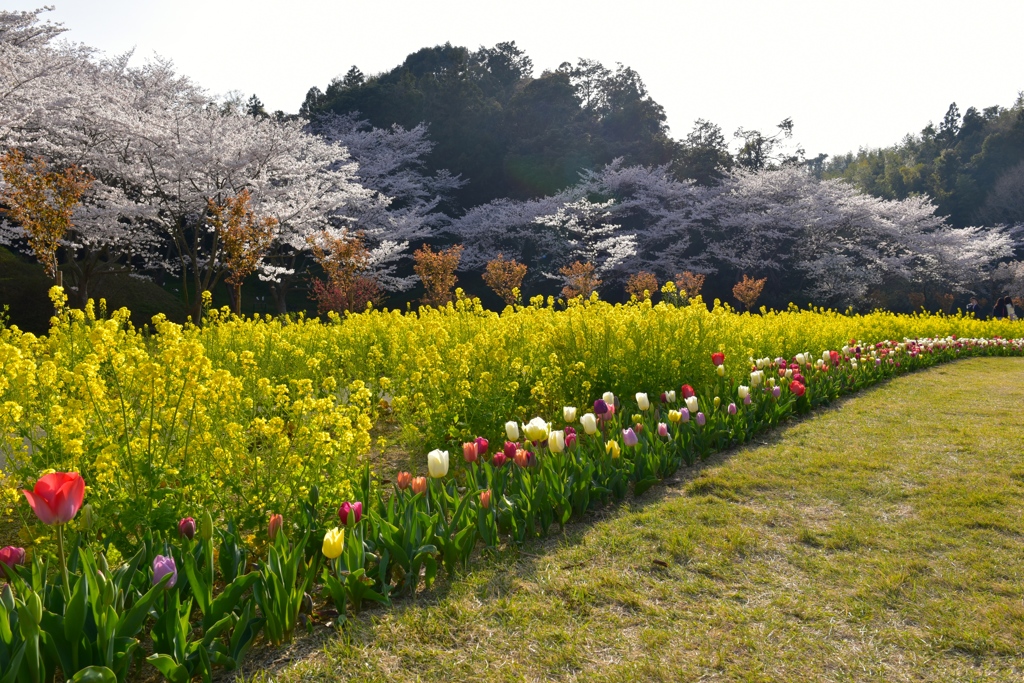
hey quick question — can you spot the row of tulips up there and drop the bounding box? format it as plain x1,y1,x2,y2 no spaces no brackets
2,335,1023,683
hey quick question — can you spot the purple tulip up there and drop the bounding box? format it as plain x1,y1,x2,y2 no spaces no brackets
657,423,669,437
680,408,690,423
622,428,639,447
727,403,737,415
153,555,177,589
772,386,782,398
178,517,197,541
0,546,26,568
594,399,608,415
696,412,706,426
743,395,752,405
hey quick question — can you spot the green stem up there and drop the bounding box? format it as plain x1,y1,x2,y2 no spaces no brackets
56,524,70,601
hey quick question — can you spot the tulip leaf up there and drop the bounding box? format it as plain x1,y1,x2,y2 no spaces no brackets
71,666,117,683
146,654,189,683
63,573,88,647
203,572,259,630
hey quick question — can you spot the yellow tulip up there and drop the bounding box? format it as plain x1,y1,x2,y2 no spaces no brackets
322,527,344,559
606,440,620,458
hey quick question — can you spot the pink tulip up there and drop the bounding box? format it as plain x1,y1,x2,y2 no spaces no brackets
152,555,177,589
727,403,737,415
480,489,492,509
475,437,489,456
772,386,782,398
268,513,284,540
0,546,26,568
503,441,518,460
178,517,197,541
696,412,706,426
622,428,639,447
23,472,85,525
339,501,363,525
680,408,690,423
657,423,669,437
492,451,508,468
462,441,479,463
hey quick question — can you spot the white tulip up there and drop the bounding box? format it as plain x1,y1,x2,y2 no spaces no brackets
580,413,598,435
684,396,699,413
427,449,449,478
737,385,749,400
505,421,520,441
636,393,650,410
548,430,565,453
563,406,577,423
602,391,615,405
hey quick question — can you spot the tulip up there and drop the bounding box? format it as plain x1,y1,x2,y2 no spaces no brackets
396,471,412,490
81,503,95,531
268,513,284,540
411,476,428,495
200,510,213,541
339,501,363,525
772,386,782,398
462,441,479,463
602,391,615,405
580,413,598,435
563,406,577,423
795,353,806,365
785,369,793,379
636,393,650,410
480,489,492,510
565,429,577,449
152,555,177,589
716,364,725,376
503,440,518,459
492,451,508,468
606,440,620,458
793,372,804,384
475,436,489,456
513,449,530,468
548,430,565,453
727,402,737,415
822,350,831,363
680,407,690,422
522,417,549,442
790,381,806,397
178,517,197,541
668,409,682,423
23,472,85,525
750,370,763,387
594,399,609,415
632,413,642,424
684,396,698,413
696,412,706,426
505,421,520,441
427,449,449,478
711,352,725,366
666,390,677,403
737,385,749,400
657,423,669,438
605,404,616,417
680,384,695,398
622,428,639,447
0,546,26,568
322,527,345,559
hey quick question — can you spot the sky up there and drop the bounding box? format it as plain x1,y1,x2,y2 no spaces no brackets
9,0,1024,160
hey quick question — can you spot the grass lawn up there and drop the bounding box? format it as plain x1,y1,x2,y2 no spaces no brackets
249,357,1024,681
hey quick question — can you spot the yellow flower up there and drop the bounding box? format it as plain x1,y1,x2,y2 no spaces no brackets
322,527,345,559
606,440,620,458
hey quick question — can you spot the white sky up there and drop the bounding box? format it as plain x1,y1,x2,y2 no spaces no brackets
9,0,1024,160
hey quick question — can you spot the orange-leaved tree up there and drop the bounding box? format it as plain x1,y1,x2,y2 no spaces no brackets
0,149,93,281
559,261,601,300
625,270,658,301
308,229,381,313
207,189,277,315
482,253,527,306
673,271,705,302
733,274,767,311
413,244,463,307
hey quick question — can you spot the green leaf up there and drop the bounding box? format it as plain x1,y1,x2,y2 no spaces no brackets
203,572,259,630
182,555,210,616
115,574,170,639
63,573,88,647
146,654,189,683
70,666,117,683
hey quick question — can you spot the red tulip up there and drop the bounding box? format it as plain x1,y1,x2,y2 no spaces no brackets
0,546,26,568
492,451,508,468
268,513,284,540
396,471,412,490
789,381,806,397
711,352,725,366
178,517,197,540
339,501,363,525
23,472,85,525
411,476,428,495
503,441,518,460
680,384,695,398
475,437,489,456
829,350,840,366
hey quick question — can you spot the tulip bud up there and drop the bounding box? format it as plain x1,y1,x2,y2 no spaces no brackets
713,396,721,409
680,384,695,398
711,352,725,366
657,423,669,437
480,489,492,509
475,436,489,456
411,476,428,495
462,441,479,463
503,440,518,459
26,591,42,625
492,451,508,468
744,395,752,405
548,430,565,453
565,430,577,449
81,503,95,532
581,413,598,435
322,527,345,559
268,513,284,540
727,402,737,415
427,449,450,478
772,386,782,398
200,510,214,542
563,406,577,423
505,421,520,441
396,471,412,490
602,391,615,405
178,517,197,541
339,501,362,525
632,413,642,424
606,440,620,458
716,364,725,377
636,393,650,410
